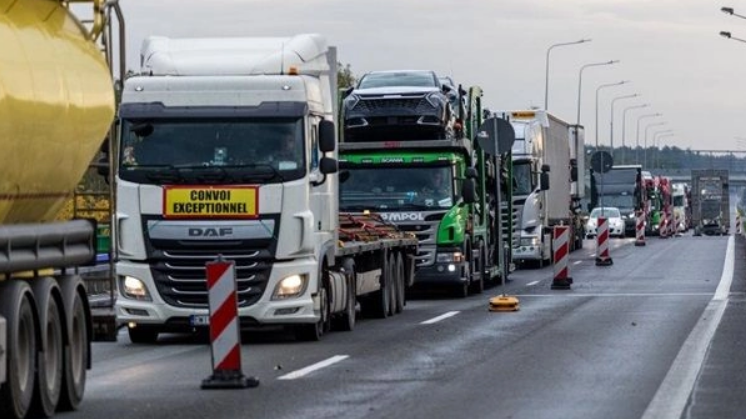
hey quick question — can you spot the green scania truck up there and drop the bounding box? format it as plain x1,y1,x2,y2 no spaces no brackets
339,82,512,296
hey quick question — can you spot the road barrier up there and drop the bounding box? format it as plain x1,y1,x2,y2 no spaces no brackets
551,225,572,290
202,258,259,389
595,217,613,266
635,211,646,247
737,213,742,235
659,212,669,239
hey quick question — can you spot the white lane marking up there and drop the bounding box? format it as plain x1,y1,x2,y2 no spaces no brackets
641,235,734,419
420,311,460,325
277,355,349,380
526,280,541,287
573,261,582,265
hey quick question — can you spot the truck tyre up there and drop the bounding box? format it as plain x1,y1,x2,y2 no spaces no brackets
361,252,390,319
332,272,356,332
469,242,485,294
127,326,159,344
0,281,37,419
387,254,397,316
394,253,405,314
295,267,331,341
57,275,89,411
29,278,64,418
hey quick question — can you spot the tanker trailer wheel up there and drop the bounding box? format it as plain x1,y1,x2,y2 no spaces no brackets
0,280,37,419
29,278,64,418
57,275,90,411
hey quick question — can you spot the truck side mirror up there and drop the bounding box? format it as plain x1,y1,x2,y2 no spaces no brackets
541,164,550,173
312,157,338,187
465,167,478,179
319,120,336,152
462,179,477,204
540,172,550,191
319,157,338,174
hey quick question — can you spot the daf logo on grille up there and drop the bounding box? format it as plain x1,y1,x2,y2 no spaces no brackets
380,212,424,222
188,227,233,237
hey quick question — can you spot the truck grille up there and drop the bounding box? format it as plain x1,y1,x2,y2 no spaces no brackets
149,246,272,309
397,223,437,266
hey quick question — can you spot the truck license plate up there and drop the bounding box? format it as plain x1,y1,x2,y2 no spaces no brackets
189,315,210,326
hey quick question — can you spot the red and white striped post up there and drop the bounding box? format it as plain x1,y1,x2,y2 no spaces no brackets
737,213,742,236
551,225,572,290
634,210,646,247
659,212,669,239
595,217,613,266
202,258,259,389
668,211,675,237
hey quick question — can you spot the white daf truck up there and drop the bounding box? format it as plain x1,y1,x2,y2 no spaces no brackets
114,34,417,343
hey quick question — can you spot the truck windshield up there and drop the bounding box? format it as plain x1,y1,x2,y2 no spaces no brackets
512,161,533,196
118,118,304,184
340,166,454,211
598,194,634,209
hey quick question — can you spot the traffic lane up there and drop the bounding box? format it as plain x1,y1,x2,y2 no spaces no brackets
78,234,724,419
512,234,725,296
684,234,746,418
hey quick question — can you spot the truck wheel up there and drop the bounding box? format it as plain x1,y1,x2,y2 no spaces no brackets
332,273,356,332
361,253,390,319
0,281,37,419
387,254,397,316
469,242,485,294
394,253,405,314
29,278,64,418
127,326,159,344
57,276,89,411
296,268,331,341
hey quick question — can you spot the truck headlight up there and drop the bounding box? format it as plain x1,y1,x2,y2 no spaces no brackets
273,274,308,300
120,276,151,301
437,252,464,263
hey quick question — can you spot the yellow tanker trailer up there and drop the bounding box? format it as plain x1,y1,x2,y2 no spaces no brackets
0,0,123,417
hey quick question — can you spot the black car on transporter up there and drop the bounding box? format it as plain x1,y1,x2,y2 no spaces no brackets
342,70,456,141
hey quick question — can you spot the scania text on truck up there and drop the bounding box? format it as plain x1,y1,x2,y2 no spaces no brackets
0,1,125,417
497,110,584,267
113,34,417,344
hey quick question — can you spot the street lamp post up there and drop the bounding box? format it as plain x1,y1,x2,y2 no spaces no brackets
576,60,619,124
644,122,667,168
595,81,628,148
621,103,649,164
721,6,746,20
609,93,639,158
544,39,591,110
635,113,662,164
720,31,746,44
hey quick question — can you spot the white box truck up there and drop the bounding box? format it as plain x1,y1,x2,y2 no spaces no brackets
496,110,584,266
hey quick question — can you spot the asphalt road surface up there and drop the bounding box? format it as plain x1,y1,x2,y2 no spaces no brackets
74,233,745,419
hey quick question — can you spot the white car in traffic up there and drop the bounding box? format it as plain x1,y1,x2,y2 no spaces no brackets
586,207,625,238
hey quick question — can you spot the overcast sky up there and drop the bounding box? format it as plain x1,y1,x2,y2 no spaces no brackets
116,0,746,152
